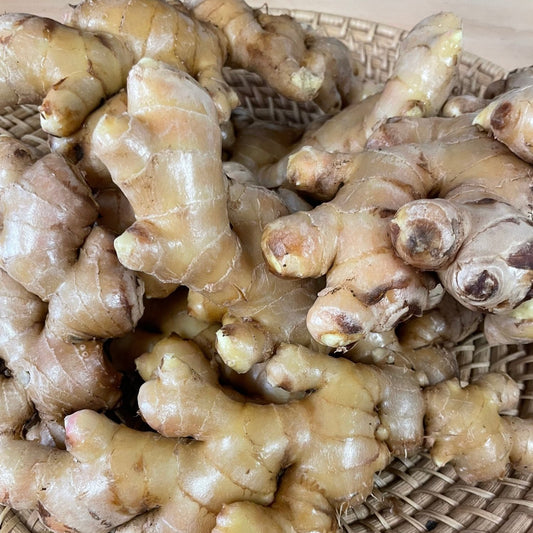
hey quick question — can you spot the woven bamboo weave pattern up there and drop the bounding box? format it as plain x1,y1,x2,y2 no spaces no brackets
0,7,529,533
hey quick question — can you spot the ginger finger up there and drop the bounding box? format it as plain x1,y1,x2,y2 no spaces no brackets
0,145,98,301
424,372,529,483
0,137,143,441
258,11,462,191
263,133,533,347
186,0,324,102
0,268,122,444
474,84,533,164
46,226,144,342
68,0,239,122
391,195,532,314
0,13,133,137
441,94,490,117
1,339,532,532
365,113,482,150
484,65,533,99
484,299,533,345
93,58,252,305
49,91,128,189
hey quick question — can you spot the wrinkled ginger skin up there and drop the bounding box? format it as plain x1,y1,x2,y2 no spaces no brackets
0,13,133,136
0,136,143,441
258,11,462,191
0,268,122,441
262,133,533,347
391,196,533,315
213,176,325,373
424,373,533,483
68,0,239,122
2,339,532,532
474,84,533,164
49,91,128,190
0,342,397,532
93,58,252,305
184,0,325,102
0,145,98,302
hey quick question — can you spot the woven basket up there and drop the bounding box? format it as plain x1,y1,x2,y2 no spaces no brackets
1,8,531,533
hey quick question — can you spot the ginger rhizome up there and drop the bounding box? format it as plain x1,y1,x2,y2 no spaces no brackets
1,339,532,533
67,0,239,123
0,13,133,136
0,135,143,443
474,84,533,164
92,57,321,374
257,11,462,190
262,120,533,347
93,58,252,305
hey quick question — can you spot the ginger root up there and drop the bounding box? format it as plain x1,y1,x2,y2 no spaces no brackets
258,11,462,190
93,58,252,305
68,0,239,123
0,135,143,442
0,339,531,532
474,84,533,164
262,125,533,347
0,13,133,136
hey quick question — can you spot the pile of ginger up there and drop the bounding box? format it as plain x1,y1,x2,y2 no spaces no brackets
0,0,532,532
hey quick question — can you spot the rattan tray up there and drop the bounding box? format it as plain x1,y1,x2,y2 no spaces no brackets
0,7,531,533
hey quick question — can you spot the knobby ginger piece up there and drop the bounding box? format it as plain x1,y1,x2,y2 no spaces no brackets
441,94,489,117
127,289,302,404
484,65,533,99
474,84,533,164
185,0,324,102
0,136,143,441
258,11,462,191
68,0,239,122
0,13,133,136
93,58,252,306
1,339,532,532
484,299,533,345
261,131,533,347
212,173,324,373
49,91,128,190
390,194,533,315
0,341,398,532
425,372,533,483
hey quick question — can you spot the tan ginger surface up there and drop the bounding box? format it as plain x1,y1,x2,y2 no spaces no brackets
262,129,533,347
0,13,133,136
0,135,143,443
93,58,252,306
68,0,239,123
474,84,533,164
258,11,462,190
212,170,325,373
1,339,532,532
205,3,324,102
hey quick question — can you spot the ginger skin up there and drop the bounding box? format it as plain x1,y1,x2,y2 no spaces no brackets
93,58,252,306
474,84,533,164
0,136,143,442
0,13,133,136
258,11,462,190
262,129,533,347
184,0,325,103
1,339,532,532
68,0,239,122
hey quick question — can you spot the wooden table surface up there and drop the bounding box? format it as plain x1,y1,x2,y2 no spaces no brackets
4,0,533,73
